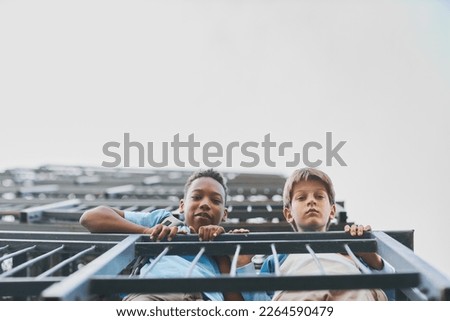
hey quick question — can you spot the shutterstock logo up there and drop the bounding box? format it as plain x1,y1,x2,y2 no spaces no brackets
101,132,347,168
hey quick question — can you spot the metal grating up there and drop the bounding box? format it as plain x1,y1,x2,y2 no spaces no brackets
1,165,449,301
1,230,449,301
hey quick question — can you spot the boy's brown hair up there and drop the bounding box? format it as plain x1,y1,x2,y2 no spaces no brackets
283,167,335,208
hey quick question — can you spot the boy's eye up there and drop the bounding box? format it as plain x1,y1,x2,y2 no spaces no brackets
191,195,202,200
212,199,222,205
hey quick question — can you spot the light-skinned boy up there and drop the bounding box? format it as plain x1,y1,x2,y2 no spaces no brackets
240,167,394,301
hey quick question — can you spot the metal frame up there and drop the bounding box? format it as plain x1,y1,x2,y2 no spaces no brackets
1,197,348,233
1,230,448,301
2,166,449,301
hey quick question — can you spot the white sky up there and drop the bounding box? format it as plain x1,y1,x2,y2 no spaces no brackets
1,0,450,277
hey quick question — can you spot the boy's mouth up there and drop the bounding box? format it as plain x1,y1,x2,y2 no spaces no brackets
306,209,319,215
194,212,211,219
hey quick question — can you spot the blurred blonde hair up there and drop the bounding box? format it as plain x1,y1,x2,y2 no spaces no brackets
283,167,335,208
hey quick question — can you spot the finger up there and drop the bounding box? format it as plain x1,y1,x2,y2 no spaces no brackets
150,224,163,240
212,226,225,238
156,226,171,241
203,226,219,241
167,226,178,241
344,225,350,233
201,227,214,241
350,224,358,236
145,227,155,240
198,226,204,241
357,224,364,236
364,225,372,232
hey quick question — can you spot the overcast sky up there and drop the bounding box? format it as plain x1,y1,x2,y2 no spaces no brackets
1,0,449,277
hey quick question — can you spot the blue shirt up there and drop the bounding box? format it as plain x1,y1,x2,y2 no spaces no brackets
124,209,223,300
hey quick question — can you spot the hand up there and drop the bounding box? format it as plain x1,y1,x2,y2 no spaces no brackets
145,224,188,242
344,224,371,237
228,228,250,234
228,228,253,266
344,224,383,270
197,225,225,241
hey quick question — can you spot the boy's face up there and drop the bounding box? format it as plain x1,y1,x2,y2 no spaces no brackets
283,179,336,232
179,177,228,233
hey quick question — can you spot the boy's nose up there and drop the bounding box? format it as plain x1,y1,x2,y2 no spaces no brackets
307,195,316,205
199,199,211,210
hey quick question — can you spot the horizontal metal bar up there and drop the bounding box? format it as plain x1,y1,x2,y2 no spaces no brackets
20,199,80,223
19,184,60,194
135,239,378,256
0,239,121,254
0,231,128,242
90,273,420,295
105,184,136,196
136,231,375,242
0,277,63,296
384,230,414,250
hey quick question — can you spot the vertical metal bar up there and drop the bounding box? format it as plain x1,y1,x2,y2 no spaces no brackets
270,243,281,276
186,247,205,277
36,246,96,279
139,246,170,275
41,234,139,300
305,244,326,275
343,244,371,274
401,287,428,301
229,244,241,277
129,256,148,277
0,245,36,264
0,245,64,278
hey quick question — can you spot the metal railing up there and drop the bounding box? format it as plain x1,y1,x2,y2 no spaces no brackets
1,230,448,301
1,166,449,301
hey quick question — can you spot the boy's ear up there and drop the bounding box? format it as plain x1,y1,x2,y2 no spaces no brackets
329,204,336,220
221,208,229,222
283,207,294,225
178,199,185,213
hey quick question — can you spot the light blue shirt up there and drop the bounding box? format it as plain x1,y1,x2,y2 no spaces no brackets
124,209,223,300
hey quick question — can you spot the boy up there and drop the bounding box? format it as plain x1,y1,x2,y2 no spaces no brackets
242,167,394,301
80,168,242,301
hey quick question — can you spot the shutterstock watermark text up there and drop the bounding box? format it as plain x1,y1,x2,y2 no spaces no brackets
102,132,347,168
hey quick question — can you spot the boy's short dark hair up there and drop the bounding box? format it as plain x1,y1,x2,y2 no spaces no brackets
283,167,335,208
184,168,228,201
